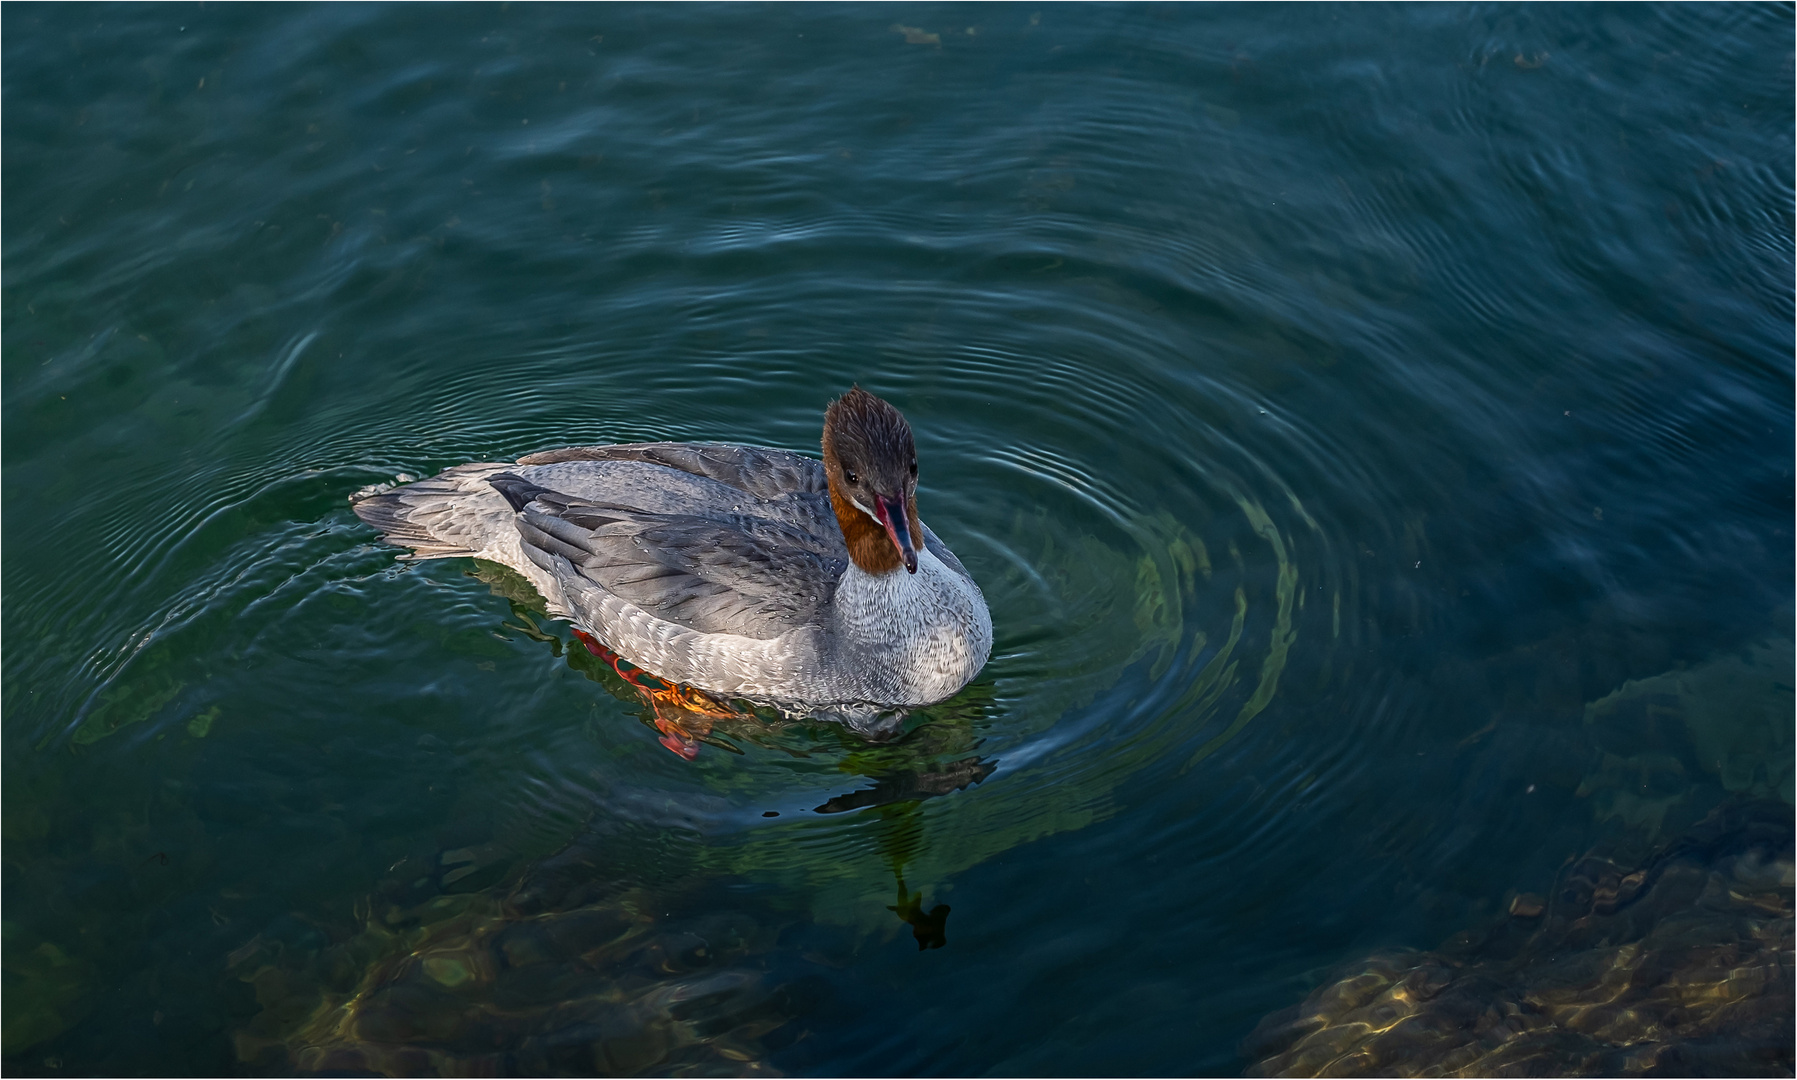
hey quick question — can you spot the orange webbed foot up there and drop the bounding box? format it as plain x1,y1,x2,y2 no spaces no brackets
572,628,742,760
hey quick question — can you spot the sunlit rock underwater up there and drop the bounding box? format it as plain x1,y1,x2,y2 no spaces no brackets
1245,799,1794,1078
229,824,832,1076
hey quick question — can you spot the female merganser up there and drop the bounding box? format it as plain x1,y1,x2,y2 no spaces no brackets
352,387,992,728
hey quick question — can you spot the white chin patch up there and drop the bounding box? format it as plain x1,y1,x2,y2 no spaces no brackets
851,497,880,522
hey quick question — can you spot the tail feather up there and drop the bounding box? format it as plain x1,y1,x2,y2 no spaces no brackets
352,463,512,560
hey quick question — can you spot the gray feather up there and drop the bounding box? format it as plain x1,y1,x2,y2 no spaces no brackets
352,463,514,559
504,474,847,640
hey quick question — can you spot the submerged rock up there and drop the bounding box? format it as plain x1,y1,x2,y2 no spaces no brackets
1584,637,1795,808
1245,800,1794,1077
0,927,95,1058
230,832,827,1076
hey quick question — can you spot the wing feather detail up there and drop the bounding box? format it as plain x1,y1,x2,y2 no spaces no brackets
493,467,847,641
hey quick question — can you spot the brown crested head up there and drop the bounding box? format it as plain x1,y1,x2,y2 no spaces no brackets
821,386,924,575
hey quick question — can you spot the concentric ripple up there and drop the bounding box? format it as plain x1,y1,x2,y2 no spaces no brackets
4,4,1789,1075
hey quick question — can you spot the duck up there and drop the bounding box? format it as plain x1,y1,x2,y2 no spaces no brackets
352,387,992,730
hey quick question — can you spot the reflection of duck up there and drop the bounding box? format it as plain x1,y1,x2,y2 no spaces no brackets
354,388,992,728
888,874,951,951
815,758,996,814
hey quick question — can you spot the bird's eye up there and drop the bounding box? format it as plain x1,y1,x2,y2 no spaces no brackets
909,460,918,475
845,470,859,485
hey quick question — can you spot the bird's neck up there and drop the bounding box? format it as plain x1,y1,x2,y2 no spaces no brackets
828,482,905,575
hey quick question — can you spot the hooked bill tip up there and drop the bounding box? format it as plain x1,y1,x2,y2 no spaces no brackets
875,494,919,573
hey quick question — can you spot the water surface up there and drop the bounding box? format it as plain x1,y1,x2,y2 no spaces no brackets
4,4,1791,1075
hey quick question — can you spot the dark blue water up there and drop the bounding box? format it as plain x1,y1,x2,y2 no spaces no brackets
4,4,1791,1075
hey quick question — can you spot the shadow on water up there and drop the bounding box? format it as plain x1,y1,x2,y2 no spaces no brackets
888,872,952,953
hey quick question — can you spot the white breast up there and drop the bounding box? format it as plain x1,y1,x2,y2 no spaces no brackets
832,549,994,706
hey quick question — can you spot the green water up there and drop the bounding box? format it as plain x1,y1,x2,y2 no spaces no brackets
4,4,1791,1075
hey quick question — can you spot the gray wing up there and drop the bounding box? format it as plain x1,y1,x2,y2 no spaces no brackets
516,442,980,591
488,472,847,641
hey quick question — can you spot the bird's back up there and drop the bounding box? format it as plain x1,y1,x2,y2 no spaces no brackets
354,443,849,640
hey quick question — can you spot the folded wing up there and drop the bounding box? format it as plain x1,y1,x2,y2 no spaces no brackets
489,451,848,641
